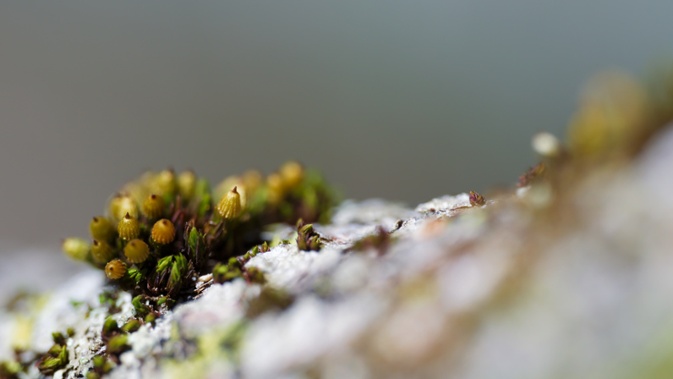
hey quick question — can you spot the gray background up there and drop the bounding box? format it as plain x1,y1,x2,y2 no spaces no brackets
1,1,672,252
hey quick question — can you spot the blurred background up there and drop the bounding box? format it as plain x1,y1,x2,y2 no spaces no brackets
1,0,673,255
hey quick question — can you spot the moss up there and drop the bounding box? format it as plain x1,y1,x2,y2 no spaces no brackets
0,360,22,379
62,162,338,306
37,344,68,376
296,219,324,252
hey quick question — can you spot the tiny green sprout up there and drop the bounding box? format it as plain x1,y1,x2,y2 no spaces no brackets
153,254,189,295
212,262,242,284
37,345,68,376
260,241,270,252
127,267,145,286
132,295,150,317
195,178,212,217
187,226,203,255
296,220,323,251
47,344,63,356
92,356,106,370
469,191,486,207
141,194,165,220
98,291,117,308
121,319,141,333
168,254,188,292
106,335,129,354
155,255,173,273
90,216,116,242
62,237,90,261
117,213,140,241
102,317,119,336
51,332,67,345
156,296,173,307
144,313,157,324
91,355,113,375
216,186,243,220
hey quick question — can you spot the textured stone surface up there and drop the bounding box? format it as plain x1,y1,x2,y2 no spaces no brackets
4,128,673,378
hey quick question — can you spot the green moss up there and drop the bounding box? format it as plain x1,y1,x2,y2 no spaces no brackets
37,344,68,376
61,162,338,306
107,335,130,354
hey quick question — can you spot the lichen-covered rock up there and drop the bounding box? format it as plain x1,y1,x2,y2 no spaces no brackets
4,69,673,379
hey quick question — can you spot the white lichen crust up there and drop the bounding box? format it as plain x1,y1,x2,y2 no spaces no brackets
5,128,673,378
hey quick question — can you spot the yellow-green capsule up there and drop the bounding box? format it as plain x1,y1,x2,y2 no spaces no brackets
151,169,177,197
109,194,139,222
279,161,304,189
105,259,127,280
123,239,150,264
214,176,246,208
151,219,176,245
141,194,164,220
91,239,116,264
62,238,90,261
266,173,285,204
177,170,197,200
216,186,242,220
242,170,263,196
89,216,115,242
117,213,140,241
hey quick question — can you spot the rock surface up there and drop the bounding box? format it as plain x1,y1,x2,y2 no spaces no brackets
4,127,673,378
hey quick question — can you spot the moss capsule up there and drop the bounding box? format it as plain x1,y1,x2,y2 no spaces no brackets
279,161,304,189
108,194,139,221
123,239,150,263
151,169,176,197
266,173,285,204
215,176,246,208
151,219,176,245
62,238,90,261
117,213,140,241
216,186,242,220
91,239,116,264
242,170,263,195
141,194,164,220
177,170,197,200
89,216,116,241
105,259,127,280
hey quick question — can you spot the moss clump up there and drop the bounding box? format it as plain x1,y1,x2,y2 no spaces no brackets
36,331,71,376
63,162,338,304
